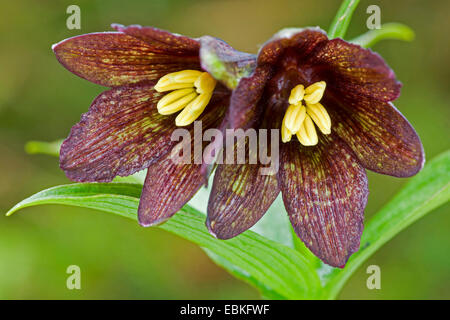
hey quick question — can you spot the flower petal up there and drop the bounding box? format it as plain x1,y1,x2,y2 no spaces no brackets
53,31,200,87
227,65,272,130
207,140,280,239
199,66,271,180
312,39,401,102
258,27,328,66
199,35,256,90
60,82,176,182
112,24,200,55
258,28,401,102
60,82,228,182
326,96,424,177
278,134,368,267
138,144,204,227
138,92,228,225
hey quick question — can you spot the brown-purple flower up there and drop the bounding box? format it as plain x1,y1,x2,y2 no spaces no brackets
206,27,424,267
54,24,424,268
53,24,255,227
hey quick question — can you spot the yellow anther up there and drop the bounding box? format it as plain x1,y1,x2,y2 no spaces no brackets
157,89,197,115
284,104,306,133
154,81,194,92
154,70,200,92
154,70,217,126
194,72,217,94
306,102,331,135
304,81,326,104
282,81,331,146
296,114,318,146
172,70,203,83
288,84,305,105
281,124,293,143
175,92,213,126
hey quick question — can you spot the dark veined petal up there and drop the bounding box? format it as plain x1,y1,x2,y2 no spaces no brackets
257,28,401,102
199,35,256,90
258,27,328,66
60,82,229,183
60,82,176,182
312,38,401,102
53,31,200,87
326,96,424,177
112,24,200,55
138,135,208,226
278,134,368,268
138,94,229,226
138,155,204,226
226,65,272,130
207,140,280,239
199,66,271,180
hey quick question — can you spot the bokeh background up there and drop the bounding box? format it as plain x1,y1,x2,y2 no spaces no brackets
1,0,449,299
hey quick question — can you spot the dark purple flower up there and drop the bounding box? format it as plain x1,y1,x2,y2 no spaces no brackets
206,28,424,267
54,24,424,268
53,24,255,226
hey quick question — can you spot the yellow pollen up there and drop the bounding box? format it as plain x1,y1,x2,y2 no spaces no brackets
281,81,331,146
154,70,217,126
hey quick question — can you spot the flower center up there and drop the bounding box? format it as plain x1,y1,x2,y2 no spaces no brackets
154,70,217,126
281,81,331,146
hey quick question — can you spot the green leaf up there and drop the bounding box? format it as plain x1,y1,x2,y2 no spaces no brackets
321,150,450,299
350,23,415,48
6,183,143,220
113,170,147,184
17,139,449,299
327,0,361,39
6,182,322,299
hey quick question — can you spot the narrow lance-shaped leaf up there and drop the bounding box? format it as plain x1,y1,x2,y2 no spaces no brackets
6,183,322,300
350,23,415,48
320,150,450,299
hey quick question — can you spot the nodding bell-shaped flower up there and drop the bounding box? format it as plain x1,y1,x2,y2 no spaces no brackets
54,24,424,268
206,27,424,268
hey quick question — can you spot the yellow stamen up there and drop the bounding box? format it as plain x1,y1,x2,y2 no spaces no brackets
281,125,293,143
306,102,331,134
155,70,217,126
281,81,331,146
283,103,306,133
296,114,318,146
175,92,213,126
288,84,305,105
154,70,202,92
157,89,197,115
304,81,326,104
172,70,203,83
195,72,216,94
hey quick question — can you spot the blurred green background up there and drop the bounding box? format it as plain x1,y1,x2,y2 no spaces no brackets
1,0,449,299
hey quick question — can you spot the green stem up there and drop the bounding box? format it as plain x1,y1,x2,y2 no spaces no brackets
24,139,63,157
328,0,361,39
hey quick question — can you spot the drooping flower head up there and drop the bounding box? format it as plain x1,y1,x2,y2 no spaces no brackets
53,24,255,226
206,28,424,267
54,24,424,268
